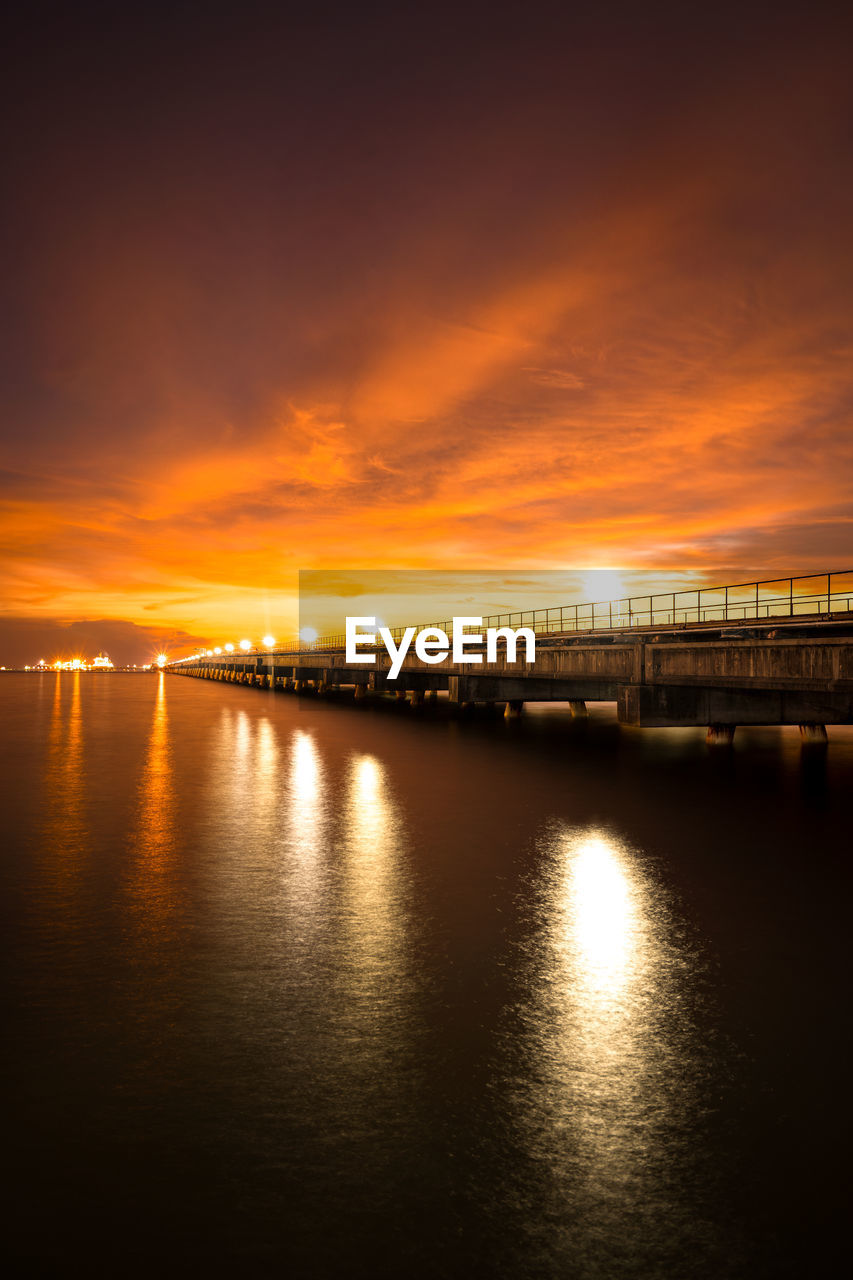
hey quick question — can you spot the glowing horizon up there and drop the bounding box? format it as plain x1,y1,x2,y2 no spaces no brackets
2,8,851,666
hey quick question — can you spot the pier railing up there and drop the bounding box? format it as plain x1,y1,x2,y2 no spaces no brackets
286,569,853,652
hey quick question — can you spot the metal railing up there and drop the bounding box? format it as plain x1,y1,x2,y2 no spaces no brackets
170,570,853,662
286,570,853,652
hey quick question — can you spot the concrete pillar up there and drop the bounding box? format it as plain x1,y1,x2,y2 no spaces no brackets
569,700,588,717
504,699,524,718
354,683,367,700
799,722,828,744
706,724,736,746
425,689,438,702
408,690,425,707
395,689,407,702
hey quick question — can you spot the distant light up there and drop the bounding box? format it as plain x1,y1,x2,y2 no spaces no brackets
239,639,251,651
156,653,168,667
214,646,222,654
206,649,213,656
225,643,234,652
263,634,275,647
299,627,318,644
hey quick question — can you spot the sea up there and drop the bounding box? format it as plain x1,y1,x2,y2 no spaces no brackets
2,671,849,1276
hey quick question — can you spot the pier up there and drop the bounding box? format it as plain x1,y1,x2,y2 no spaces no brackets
167,571,853,743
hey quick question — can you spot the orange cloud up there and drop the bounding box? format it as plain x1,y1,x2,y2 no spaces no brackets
2,13,852,656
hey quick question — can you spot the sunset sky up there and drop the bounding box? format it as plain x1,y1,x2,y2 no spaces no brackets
2,2,852,662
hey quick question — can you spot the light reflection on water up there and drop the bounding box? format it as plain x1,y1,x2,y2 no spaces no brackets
123,672,185,972
5,677,849,1274
132,673,175,858
285,729,327,922
339,754,407,998
42,671,86,855
509,825,711,1269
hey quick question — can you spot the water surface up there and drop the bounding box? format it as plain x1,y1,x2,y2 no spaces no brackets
2,672,849,1275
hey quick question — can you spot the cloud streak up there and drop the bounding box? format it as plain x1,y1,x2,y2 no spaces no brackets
1,5,852,653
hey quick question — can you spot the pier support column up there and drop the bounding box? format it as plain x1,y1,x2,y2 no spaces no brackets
706,724,736,747
408,690,425,707
426,689,438,703
395,689,407,702
354,683,368,701
799,722,828,745
504,699,524,719
569,700,588,717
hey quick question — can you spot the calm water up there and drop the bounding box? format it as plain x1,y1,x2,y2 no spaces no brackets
2,672,849,1275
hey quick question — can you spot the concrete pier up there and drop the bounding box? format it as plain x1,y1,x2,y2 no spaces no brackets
168,604,853,745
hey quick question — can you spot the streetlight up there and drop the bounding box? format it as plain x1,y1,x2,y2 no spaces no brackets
225,643,235,653
263,634,275,647
239,639,251,651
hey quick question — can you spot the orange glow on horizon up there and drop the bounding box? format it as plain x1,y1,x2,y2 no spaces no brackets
2,13,851,665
